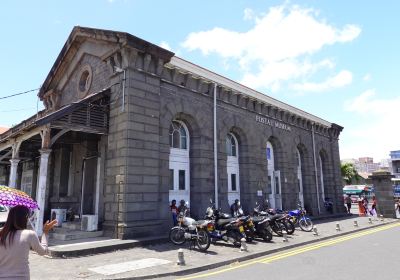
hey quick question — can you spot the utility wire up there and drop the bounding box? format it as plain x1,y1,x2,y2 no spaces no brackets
0,88,40,100
0,107,37,113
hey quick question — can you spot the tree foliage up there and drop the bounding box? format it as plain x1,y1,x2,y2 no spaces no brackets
341,163,360,185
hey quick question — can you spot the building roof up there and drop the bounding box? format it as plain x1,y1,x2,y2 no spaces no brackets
0,127,9,134
169,56,333,127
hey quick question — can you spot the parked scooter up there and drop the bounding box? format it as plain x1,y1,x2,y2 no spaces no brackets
169,202,211,251
253,201,288,236
266,208,295,235
233,207,258,242
249,203,273,242
205,200,245,247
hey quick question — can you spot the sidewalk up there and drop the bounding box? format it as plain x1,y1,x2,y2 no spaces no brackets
31,215,399,280
47,213,347,258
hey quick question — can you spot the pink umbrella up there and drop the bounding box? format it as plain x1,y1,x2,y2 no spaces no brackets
0,185,39,210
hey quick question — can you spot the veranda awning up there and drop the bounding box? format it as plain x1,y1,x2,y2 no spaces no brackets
342,185,371,195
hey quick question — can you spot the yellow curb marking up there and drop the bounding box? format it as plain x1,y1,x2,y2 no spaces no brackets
177,222,400,280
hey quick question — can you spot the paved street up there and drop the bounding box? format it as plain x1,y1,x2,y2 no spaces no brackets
28,217,398,279
171,222,400,280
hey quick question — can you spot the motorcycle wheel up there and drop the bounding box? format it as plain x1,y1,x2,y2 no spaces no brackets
227,230,242,247
260,229,273,242
196,229,211,251
274,221,288,236
299,217,313,232
169,227,186,245
284,219,295,235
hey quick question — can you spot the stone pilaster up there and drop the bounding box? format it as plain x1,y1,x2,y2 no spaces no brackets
369,170,395,218
9,158,20,188
35,149,52,235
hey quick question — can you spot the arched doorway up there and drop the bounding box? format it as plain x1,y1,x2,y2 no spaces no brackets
226,133,240,205
168,120,190,205
296,148,304,207
267,141,282,210
319,153,326,202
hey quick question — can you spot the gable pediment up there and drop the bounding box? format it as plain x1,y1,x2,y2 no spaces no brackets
39,26,174,109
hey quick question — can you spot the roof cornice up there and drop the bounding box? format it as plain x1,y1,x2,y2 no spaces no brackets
169,56,332,127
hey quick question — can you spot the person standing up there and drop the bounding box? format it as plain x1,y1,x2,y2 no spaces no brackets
363,196,369,216
345,195,352,214
0,205,57,280
370,196,377,216
177,199,189,216
230,199,241,217
170,199,178,226
357,196,365,216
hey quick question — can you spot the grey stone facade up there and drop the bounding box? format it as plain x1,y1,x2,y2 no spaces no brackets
0,27,344,239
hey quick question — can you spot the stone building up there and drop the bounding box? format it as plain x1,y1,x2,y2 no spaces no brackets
0,27,343,239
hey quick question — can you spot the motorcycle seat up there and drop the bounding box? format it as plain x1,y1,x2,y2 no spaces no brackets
269,214,285,221
252,216,265,223
217,218,235,226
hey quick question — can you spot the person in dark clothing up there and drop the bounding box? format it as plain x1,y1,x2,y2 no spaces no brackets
177,199,189,216
230,199,240,217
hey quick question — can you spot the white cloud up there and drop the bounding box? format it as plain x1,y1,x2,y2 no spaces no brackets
182,4,361,92
363,73,371,81
341,90,400,160
160,41,172,51
292,70,353,92
244,8,255,21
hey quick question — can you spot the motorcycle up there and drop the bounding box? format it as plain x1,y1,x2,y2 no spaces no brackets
253,202,288,236
248,204,273,242
267,208,295,235
288,204,313,232
234,208,257,242
169,203,211,251
205,200,245,247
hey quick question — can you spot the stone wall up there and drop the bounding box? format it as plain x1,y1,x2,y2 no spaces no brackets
99,45,344,238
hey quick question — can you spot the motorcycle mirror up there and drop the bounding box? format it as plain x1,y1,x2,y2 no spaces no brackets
209,198,213,204
255,201,259,206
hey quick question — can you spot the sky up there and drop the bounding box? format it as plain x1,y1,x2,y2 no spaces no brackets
0,0,399,161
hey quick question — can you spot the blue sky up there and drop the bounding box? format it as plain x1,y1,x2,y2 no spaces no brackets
0,0,399,161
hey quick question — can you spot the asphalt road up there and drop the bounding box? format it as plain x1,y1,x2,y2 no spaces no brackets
172,223,400,280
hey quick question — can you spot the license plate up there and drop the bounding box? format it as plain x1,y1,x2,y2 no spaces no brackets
239,226,244,232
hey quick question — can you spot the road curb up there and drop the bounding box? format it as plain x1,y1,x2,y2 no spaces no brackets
118,220,399,280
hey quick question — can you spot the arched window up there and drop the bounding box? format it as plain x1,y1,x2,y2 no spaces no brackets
319,154,325,201
267,141,282,210
226,133,237,156
227,133,239,205
169,120,190,205
296,148,304,207
169,121,187,149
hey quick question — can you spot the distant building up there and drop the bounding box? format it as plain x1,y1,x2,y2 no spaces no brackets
390,151,400,178
341,157,382,175
380,158,392,173
0,127,8,134
358,157,373,164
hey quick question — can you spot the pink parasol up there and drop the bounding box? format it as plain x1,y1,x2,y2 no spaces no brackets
0,185,39,210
